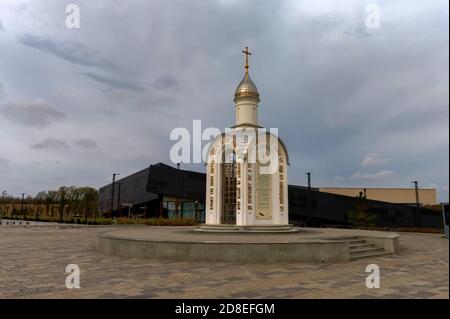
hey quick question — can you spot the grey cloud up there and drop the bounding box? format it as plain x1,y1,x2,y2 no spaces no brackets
18,34,113,69
361,153,390,167
74,138,99,149
96,88,179,114
79,72,145,91
0,100,65,128
153,76,179,90
0,20,4,31
0,1,447,202
349,170,396,181
30,138,69,150
0,157,9,172
134,92,179,111
30,160,62,167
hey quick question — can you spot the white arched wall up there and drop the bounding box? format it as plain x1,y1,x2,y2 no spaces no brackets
205,131,289,226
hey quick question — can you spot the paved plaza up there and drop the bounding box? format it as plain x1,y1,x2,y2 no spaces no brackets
0,225,448,298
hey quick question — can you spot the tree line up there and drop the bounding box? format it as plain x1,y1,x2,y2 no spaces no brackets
1,186,98,220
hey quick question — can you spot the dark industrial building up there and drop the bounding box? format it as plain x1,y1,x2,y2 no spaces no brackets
98,162,443,229
99,163,205,220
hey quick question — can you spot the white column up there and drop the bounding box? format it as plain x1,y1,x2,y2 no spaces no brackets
214,162,222,224
205,165,211,224
241,161,248,225
247,162,255,225
235,97,258,126
282,162,289,224
271,170,280,224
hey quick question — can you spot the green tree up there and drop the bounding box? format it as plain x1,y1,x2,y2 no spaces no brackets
66,186,80,216
346,192,376,229
57,186,68,221
45,190,58,217
34,191,47,219
77,187,98,220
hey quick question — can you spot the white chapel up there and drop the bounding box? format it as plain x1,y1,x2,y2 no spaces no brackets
204,47,291,229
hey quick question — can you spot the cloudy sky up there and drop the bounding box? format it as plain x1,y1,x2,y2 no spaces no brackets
0,0,448,201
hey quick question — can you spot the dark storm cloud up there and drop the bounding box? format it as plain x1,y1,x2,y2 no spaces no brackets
78,73,178,93
79,72,145,91
74,138,99,149
0,100,65,128
0,0,447,201
18,34,114,69
30,138,69,150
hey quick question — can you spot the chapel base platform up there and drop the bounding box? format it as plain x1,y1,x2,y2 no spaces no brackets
195,224,298,233
96,226,399,263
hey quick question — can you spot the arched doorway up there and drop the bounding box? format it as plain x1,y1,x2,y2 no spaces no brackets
221,153,237,224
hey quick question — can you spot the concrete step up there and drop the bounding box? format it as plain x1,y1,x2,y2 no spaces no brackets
196,224,297,233
350,250,391,260
348,239,366,245
200,224,294,229
244,226,292,229
195,228,236,233
349,242,374,248
244,229,298,233
350,246,383,254
321,236,359,241
343,237,391,260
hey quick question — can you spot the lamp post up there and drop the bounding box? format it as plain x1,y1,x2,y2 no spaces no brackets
411,181,420,208
20,193,25,220
117,182,123,218
110,173,120,218
84,188,90,224
175,163,180,218
35,199,39,222
1,191,6,220
195,200,199,222
411,181,421,227
121,203,133,219
306,172,311,227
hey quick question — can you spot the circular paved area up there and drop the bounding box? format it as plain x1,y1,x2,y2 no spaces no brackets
0,225,447,298
97,227,399,263
97,226,393,243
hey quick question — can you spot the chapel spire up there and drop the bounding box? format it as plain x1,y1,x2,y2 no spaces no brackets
234,46,260,102
242,46,251,73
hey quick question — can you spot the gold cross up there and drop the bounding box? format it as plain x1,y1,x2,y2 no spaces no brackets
242,46,252,72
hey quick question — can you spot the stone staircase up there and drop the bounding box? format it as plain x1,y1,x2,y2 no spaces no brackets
346,237,391,261
322,236,392,261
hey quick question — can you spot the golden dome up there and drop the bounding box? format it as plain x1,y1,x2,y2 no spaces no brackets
234,72,260,102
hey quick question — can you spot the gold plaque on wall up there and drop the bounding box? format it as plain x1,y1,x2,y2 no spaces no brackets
256,163,272,219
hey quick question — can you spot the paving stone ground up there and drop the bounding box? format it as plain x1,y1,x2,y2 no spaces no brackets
0,226,448,299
